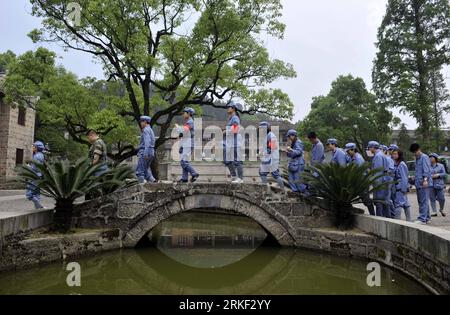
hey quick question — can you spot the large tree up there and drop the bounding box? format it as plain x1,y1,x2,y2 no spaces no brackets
299,75,398,157
28,0,296,161
372,0,450,149
0,48,138,160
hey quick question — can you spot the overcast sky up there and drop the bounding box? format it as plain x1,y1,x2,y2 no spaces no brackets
0,0,449,129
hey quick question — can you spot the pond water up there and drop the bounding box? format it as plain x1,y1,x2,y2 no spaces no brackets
0,212,428,295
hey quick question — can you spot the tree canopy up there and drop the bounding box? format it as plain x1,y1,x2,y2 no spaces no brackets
28,0,297,156
298,75,399,156
0,48,138,160
372,0,450,150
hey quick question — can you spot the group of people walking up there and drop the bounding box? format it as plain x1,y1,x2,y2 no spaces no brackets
321,139,446,224
25,103,447,225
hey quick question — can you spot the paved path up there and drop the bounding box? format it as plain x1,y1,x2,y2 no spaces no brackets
0,190,53,219
358,192,450,231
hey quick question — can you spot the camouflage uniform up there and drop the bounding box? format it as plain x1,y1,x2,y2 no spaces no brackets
89,138,108,176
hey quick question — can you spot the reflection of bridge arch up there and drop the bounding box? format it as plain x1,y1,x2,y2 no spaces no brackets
124,247,297,294
122,185,299,247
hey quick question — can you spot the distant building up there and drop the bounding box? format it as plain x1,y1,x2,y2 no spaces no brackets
0,73,36,186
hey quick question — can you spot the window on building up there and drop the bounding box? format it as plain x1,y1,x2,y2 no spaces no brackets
18,107,26,126
15,149,24,166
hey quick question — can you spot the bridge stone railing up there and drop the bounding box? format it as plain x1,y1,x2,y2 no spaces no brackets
72,183,337,247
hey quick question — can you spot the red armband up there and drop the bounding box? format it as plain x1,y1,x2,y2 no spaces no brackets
269,139,278,150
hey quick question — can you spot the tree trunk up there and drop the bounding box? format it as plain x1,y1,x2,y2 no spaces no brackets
52,199,74,233
334,204,355,230
413,0,431,146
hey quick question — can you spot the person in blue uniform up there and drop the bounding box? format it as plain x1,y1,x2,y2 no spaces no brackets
409,143,433,225
368,141,391,218
391,149,412,221
307,132,325,166
344,143,365,166
381,145,396,217
224,101,244,184
345,143,375,215
286,129,306,193
429,153,446,217
177,108,199,183
25,141,46,209
136,116,156,184
326,139,347,166
258,122,284,189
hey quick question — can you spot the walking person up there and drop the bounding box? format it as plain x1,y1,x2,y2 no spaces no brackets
25,141,46,209
344,143,375,215
177,108,199,183
391,149,412,221
326,139,347,166
382,145,396,217
258,122,284,189
86,129,108,176
307,132,325,166
285,129,306,193
409,143,433,225
136,116,156,184
429,153,446,217
224,101,244,184
367,141,391,218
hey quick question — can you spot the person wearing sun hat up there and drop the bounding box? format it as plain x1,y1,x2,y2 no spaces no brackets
25,141,46,209
224,101,244,184
176,108,199,183
136,116,156,184
429,153,446,217
326,138,347,166
345,142,374,215
367,141,391,218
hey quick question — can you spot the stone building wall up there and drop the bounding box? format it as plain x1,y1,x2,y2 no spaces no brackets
0,102,36,186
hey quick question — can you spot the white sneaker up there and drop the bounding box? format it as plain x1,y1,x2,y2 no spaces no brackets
232,178,244,184
413,220,427,225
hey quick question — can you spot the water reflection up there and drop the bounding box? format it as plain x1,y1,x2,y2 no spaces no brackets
0,212,429,295
149,212,268,268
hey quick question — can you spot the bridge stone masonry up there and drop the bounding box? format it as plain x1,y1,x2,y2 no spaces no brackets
71,183,339,247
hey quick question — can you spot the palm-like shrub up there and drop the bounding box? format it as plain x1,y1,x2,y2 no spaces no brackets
303,163,388,229
17,158,136,232
100,164,137,195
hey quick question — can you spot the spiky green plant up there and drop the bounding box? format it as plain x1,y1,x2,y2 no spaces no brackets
17,158,135,232
100,164,137,195
303,163,388,229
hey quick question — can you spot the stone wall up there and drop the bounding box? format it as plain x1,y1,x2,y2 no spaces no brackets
0,103,35,186
71,183,337,247
290,215,450,294
354,215,450,295
0,229,122,272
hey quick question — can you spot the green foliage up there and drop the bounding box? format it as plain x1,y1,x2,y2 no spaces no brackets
397,123,413,160
101,164,137,195
373,0,450,146
298,75,397,157
16,158,136,232
28,0,297,151
17,158,105,201
0,48,139,160
303,163,387,229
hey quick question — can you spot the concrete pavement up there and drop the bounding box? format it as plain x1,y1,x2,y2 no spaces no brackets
358,192,450,231
0,190,53,219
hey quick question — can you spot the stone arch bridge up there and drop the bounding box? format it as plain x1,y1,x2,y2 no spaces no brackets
72,183,337,247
